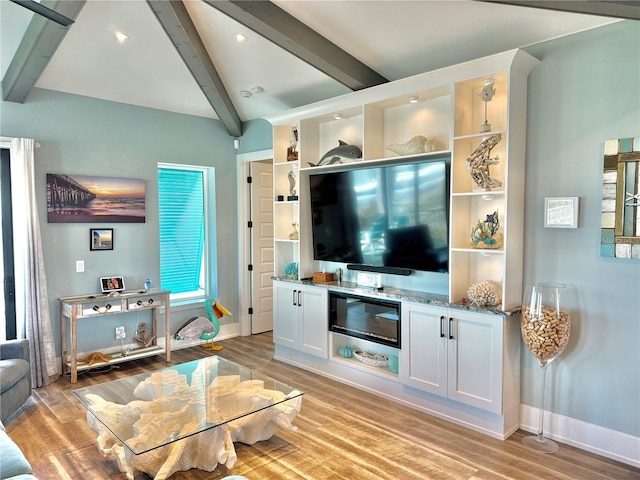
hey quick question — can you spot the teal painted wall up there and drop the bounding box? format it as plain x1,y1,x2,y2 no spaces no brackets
522,20,639,437
0,88,239,353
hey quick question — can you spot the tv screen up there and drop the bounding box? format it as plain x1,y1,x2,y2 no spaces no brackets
309,158,449,274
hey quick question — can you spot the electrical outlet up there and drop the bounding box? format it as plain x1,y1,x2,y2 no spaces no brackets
115,326,126,339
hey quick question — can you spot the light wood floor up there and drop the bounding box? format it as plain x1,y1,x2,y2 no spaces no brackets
5,333,639,480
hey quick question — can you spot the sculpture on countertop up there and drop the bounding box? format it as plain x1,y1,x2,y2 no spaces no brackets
465,133,503,190
386,135,439,156
308,140,362,167
466,280,502,307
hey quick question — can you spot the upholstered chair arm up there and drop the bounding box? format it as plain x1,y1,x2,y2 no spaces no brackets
0,339,30,362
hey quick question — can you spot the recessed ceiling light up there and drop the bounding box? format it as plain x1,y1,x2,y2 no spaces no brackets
409,96,419,104
250,86,264,95
114,31,129,43
234,33,247,43
333,113,343,120
240,90,252,98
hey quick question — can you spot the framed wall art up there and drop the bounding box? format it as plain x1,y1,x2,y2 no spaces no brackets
600,137,640,259
90,228,113,251
47,174,146,223
544,197,579,228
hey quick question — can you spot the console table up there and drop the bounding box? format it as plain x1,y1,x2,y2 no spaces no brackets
59,289,171,383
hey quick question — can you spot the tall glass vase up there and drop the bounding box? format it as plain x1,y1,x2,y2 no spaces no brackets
521,283,574,453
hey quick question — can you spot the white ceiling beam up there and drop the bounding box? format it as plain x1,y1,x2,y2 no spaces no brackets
146,0,242,137
476,1,640,20
2,0,86,103
202,0,389,91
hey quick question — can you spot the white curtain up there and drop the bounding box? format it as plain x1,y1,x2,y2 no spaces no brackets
11,138,59,387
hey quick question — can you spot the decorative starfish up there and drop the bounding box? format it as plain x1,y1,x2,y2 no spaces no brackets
78,352,111,366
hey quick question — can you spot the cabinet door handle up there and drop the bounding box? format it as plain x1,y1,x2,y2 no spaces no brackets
298,290,302,307
440,316,446,338
449,317,454,340
292,290,297,306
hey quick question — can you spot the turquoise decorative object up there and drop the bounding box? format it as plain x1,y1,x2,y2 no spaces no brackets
388,355,399,374
470,210,502,249
338,345,354,358
283,262,298,280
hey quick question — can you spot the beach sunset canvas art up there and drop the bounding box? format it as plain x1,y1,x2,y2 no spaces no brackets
47,174,146,223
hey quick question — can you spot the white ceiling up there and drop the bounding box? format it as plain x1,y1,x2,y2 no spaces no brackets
0,0,620,126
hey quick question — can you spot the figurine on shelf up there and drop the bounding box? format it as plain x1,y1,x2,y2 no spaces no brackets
479,79,496,133
466,133,503,190
289,222,299,240
308,140,362,167
470,210,502,249
134,323,156,348
287,125,298,161
287,170,298,201
386,135,439,156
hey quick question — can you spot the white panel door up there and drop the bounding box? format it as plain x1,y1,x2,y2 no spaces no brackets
251,161,274,334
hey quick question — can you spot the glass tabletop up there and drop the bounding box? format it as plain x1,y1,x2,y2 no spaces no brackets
72,355,304,454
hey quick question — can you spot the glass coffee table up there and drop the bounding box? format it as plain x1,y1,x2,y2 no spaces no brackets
72,356,303,480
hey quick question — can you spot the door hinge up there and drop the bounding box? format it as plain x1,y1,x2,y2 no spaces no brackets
248,307,254,315
248,221,253,228
247,176,252,183
248,264,253,271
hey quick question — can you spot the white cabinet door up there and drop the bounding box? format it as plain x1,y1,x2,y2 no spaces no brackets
401,303,448,397
273,281,299,348
402,302,505,413
299,285,328,358
273,281,328,358
447,309,504,413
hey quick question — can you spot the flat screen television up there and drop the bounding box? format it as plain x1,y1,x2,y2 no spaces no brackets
309,156,450,274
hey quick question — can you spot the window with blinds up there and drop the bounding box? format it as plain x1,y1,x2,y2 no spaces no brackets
158,166,207,298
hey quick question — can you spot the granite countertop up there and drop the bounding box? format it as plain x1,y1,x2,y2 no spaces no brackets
272,276,520,316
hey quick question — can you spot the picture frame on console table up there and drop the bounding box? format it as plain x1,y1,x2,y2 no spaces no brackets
100,276,125,293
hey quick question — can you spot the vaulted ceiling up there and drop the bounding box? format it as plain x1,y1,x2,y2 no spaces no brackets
2,1,636,137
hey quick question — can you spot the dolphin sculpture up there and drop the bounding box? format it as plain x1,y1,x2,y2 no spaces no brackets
308,140,362,167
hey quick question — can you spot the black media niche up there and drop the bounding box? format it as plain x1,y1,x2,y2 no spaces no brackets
329,292,401,348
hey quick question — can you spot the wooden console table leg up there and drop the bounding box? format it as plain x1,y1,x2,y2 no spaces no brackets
164,293,171,362
70,310,78,383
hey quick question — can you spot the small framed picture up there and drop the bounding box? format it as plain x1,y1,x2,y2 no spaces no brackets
100,276,125,293
90,228,113,251
544,197,579,229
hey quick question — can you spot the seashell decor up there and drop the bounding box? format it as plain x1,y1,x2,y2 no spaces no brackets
386,135,440,156
466,280,502,307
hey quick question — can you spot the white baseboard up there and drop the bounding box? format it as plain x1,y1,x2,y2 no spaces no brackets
520,404,640,468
